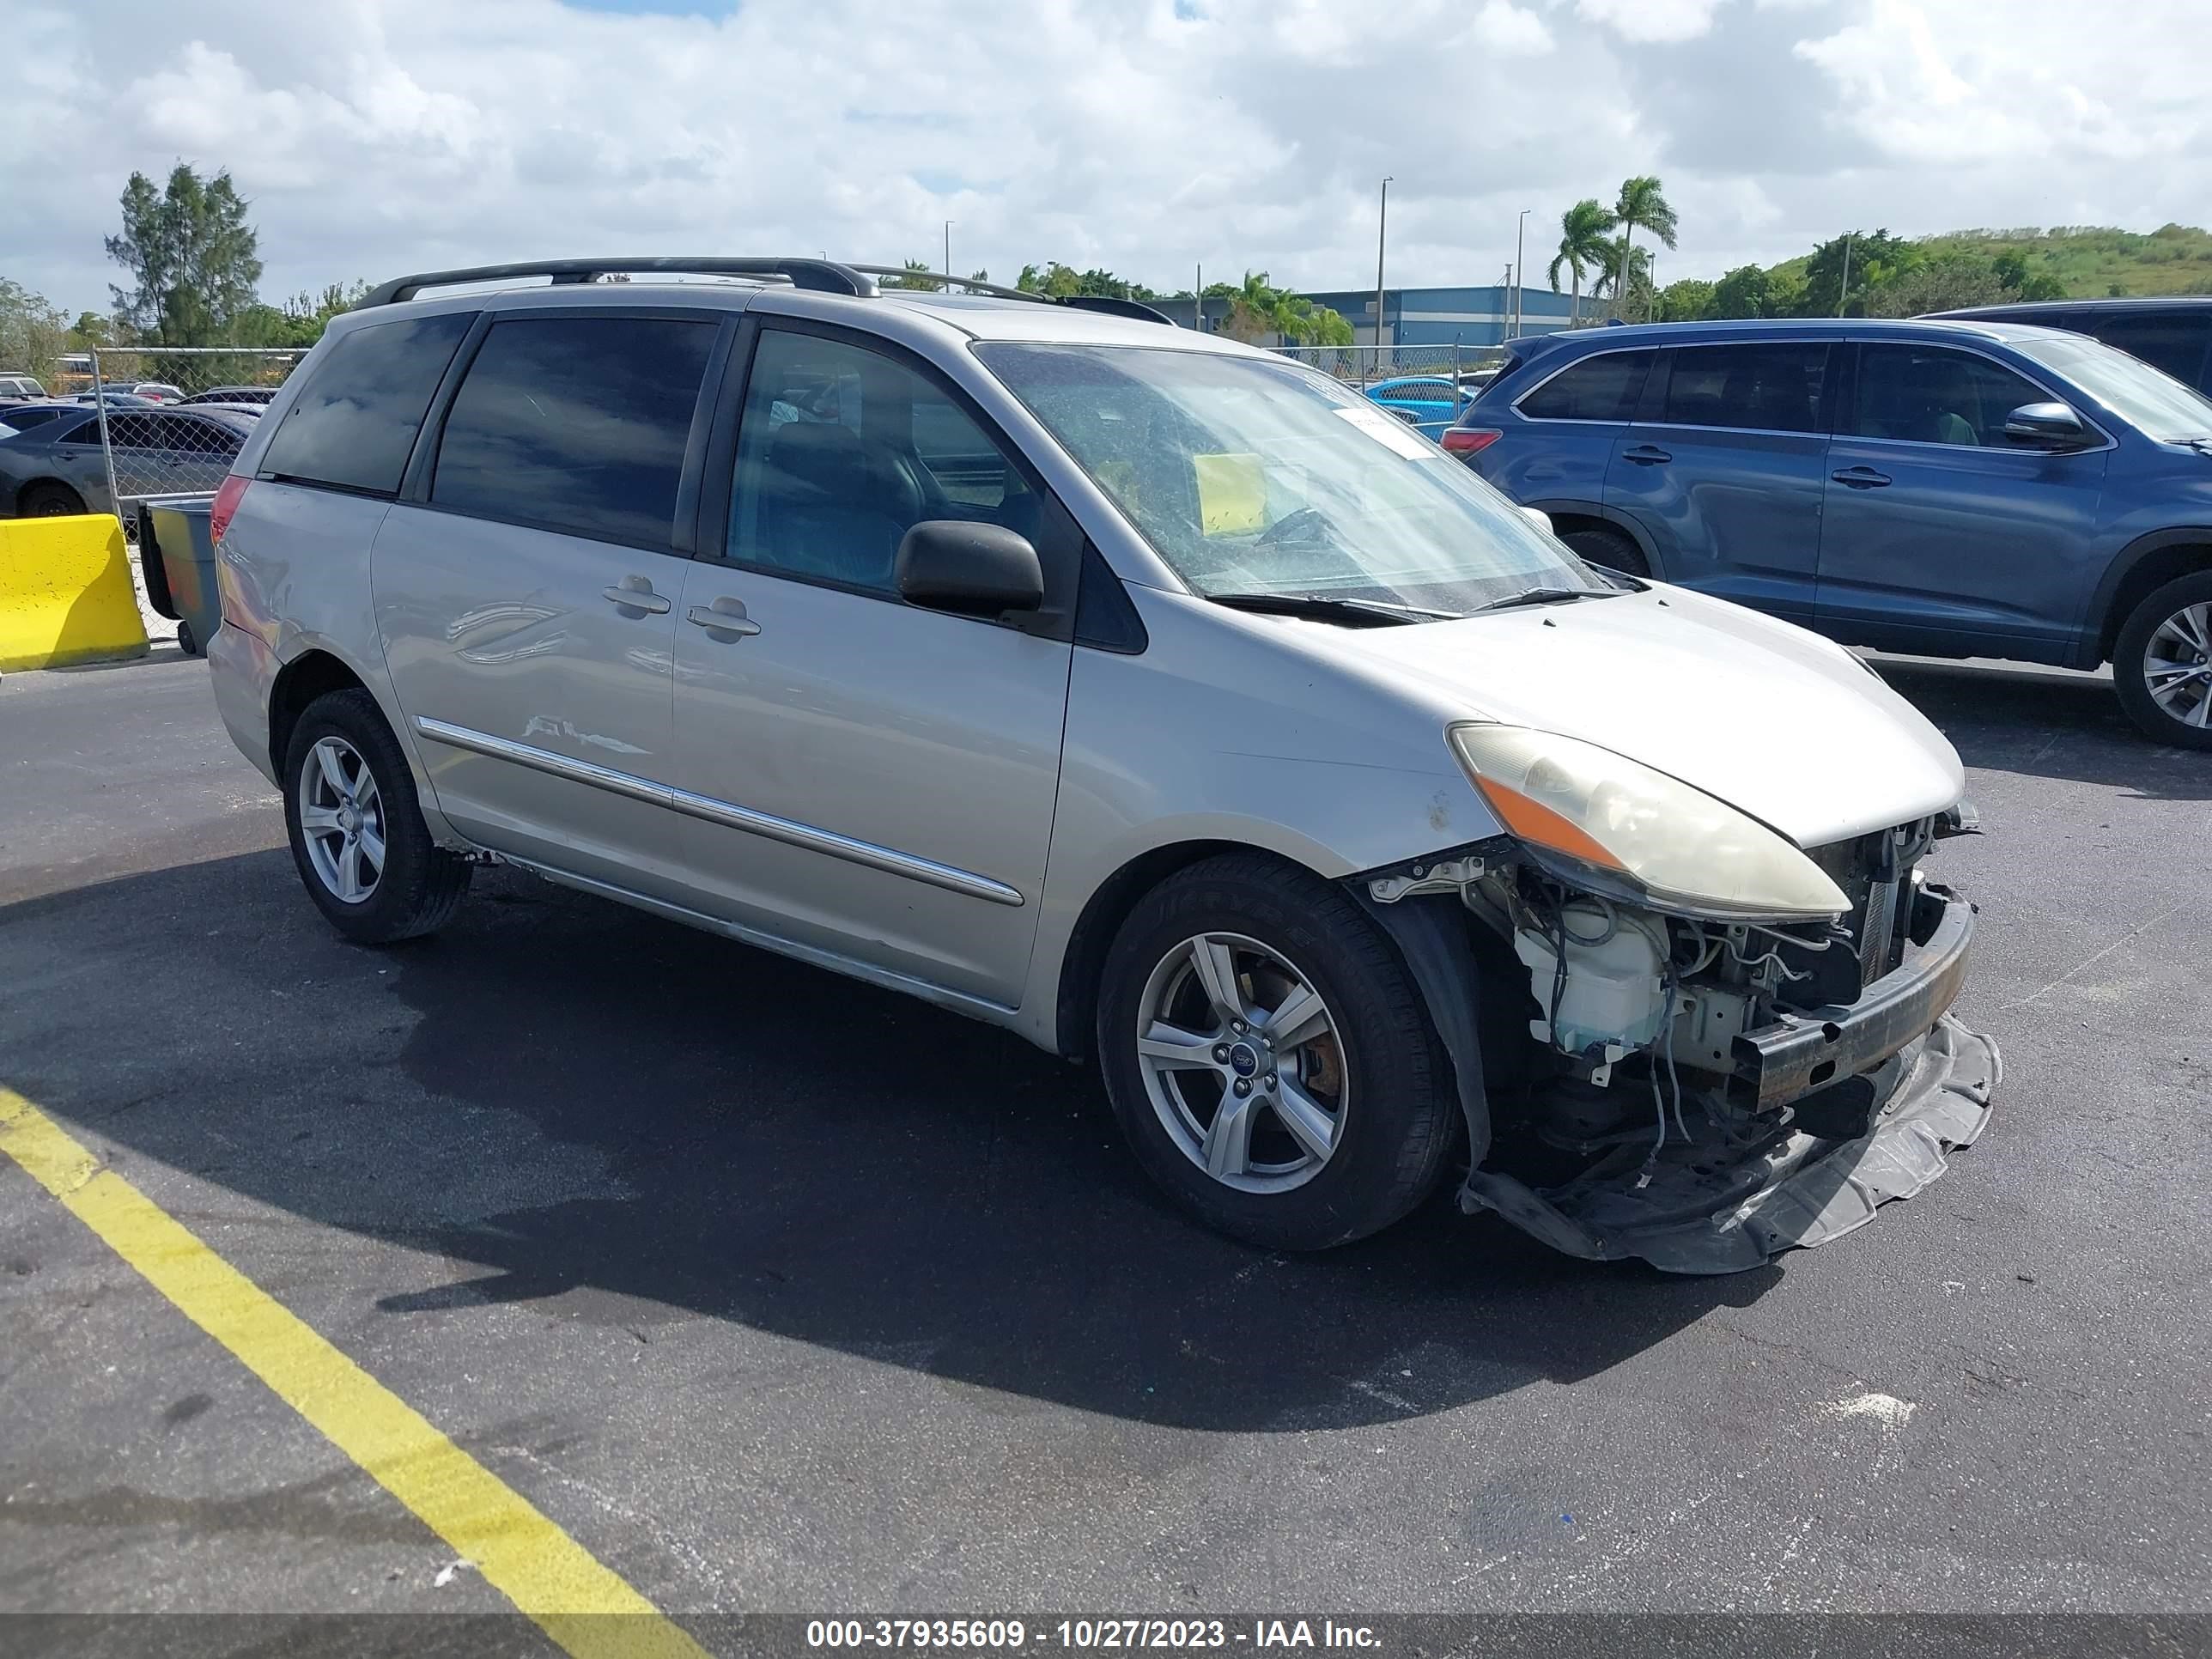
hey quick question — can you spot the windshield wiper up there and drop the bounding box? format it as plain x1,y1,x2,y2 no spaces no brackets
1206,592,1464,626
1470,586,1610,614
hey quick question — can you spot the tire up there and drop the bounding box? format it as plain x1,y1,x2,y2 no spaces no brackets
1096,853,1455,1251
2113,572,2212,750
281,687,471,944
19,482,85,518
174,620,198,657
1561,525,1649,579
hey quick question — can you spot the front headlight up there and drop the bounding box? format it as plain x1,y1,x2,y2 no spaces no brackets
1448,724,1847,922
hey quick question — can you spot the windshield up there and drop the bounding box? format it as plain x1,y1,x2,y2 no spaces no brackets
2014,333,2212,441
976,343,1607,611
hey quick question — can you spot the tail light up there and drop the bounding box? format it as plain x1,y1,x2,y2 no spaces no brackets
210,474,251,546
1441,427,1501,456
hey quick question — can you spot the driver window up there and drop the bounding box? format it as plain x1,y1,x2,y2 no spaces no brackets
728,330,1035,595
1849,344,2043,448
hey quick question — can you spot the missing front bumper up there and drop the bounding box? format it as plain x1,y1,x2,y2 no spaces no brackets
1460,888,1998,1274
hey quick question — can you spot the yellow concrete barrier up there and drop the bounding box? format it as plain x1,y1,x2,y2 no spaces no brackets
0,514,149,671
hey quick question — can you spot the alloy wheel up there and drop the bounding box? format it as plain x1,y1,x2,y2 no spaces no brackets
1133,932,1348,1194
298,736,386,904
2143,600,2212,730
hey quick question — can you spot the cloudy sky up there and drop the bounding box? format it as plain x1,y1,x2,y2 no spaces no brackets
7,0,2207,317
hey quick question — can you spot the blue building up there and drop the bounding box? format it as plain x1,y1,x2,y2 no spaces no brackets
1151,284,1582,347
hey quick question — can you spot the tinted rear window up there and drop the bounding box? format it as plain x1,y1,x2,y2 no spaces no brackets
2087,314,2211,389
1659,342,1828,434
429,315,716,547
1517,350,1655,422
261,312,473,494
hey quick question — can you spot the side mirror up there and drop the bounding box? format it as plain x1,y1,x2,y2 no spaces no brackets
896,520,1045,617
1519,504,1553,535
2004,401,2094,451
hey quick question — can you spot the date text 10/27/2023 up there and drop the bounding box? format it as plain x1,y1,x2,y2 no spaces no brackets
805,1620,1383,1650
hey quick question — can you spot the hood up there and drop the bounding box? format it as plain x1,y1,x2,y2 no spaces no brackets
1323,584,1964,848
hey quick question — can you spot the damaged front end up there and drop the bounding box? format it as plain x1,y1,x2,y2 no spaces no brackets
1359,807,1998,1275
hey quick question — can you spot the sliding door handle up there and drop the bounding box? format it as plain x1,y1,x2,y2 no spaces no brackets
687,599,761,639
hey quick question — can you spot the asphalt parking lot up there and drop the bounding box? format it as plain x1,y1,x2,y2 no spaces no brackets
3,643,2209,1644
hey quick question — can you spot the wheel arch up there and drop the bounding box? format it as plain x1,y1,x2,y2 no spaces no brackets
268,647,373,777
2080,527,2212,668
9,475,88,515
1526,501,1662,577
1054,839,1277,1062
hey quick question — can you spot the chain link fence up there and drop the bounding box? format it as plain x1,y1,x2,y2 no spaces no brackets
87,346,304,513
1272,343,1511,389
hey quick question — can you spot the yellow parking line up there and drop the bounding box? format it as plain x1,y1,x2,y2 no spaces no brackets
0,1086,709,1659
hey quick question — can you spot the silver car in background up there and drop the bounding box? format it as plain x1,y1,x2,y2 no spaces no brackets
204,258,1998,1273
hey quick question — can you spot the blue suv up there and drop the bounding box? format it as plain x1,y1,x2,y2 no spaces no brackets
1444,319,2212,746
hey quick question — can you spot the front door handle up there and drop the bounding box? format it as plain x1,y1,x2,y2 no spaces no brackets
602,578,672,615
1621,444,1672,465
1831,466,1892,489
686,598,762,639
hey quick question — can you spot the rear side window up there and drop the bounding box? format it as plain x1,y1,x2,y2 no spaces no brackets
2088,315,2211,391
1659,343,1828,434
1517,350,1655,422
262,313,472,494
431,316,715,547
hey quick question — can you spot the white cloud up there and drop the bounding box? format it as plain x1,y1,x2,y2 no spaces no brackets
3,0,2208,320
1474,0,1555,55
1576,0,1727,45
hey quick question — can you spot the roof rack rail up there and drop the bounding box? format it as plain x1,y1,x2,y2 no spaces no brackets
845,266,1174,326
358,258,878,307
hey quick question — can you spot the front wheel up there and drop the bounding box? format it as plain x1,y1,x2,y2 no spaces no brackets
1096,854,1455,1250
2113,573,2212,749
282,688,471,944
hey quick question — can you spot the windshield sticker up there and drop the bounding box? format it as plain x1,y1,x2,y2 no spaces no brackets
1333,402,1441,461
1193,452,1267,535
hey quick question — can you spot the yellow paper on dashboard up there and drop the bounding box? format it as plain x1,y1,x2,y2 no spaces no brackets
1193,452,1267,536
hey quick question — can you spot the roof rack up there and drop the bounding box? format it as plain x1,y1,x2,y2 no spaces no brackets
356,258,1176,325
838,267,1174,325
358,258,878,307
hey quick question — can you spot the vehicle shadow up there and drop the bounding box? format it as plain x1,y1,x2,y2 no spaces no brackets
0,851,1776,1433
1869,655,2212,799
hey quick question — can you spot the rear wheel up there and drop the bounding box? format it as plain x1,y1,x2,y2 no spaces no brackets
2114,572,2212,749
174,620,198,657
282,689,471,943
1096,854,1455,1251
19,483,85,518
1560,525,1649,579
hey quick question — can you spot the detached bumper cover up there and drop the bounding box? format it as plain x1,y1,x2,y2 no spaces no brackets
1462,889,1999,1274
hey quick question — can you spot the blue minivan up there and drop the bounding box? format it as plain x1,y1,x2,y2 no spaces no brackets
1444,319,2212,746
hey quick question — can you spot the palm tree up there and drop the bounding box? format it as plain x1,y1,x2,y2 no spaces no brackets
1608,175,1679,321
1547,198,1617,325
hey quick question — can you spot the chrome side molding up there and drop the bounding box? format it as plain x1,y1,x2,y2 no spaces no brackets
411,716,1024,908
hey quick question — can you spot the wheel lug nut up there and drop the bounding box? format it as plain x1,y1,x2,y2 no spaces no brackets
1231,1019,1248,1035
1212,1045,1231,1063
1262,1073,1277,1090
1232,1079,1251,1097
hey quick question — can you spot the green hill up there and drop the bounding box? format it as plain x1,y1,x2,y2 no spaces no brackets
1775,223,2212,299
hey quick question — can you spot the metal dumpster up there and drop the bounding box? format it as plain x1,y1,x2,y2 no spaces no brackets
134,496,220,657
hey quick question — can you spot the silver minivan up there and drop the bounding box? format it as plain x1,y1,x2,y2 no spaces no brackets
205,258,1998,1273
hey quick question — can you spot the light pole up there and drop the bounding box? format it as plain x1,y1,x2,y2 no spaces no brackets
944,220,954,284
1374,176,1393,364
1513,207,1529,338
